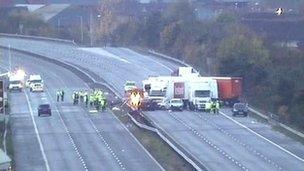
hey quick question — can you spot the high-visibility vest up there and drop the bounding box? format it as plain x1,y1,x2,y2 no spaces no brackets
216,102,220,109
89,95,94,102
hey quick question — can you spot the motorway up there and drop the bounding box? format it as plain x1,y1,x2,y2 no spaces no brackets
1,37,304,170
1,49,163,171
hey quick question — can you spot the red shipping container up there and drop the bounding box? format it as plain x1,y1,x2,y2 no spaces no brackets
213,77,242,101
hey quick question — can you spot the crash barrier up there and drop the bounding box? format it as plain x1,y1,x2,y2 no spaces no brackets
127,113,207,171
149,50,304,140
249,106,304,139
0,33,77,46
0,45,207,171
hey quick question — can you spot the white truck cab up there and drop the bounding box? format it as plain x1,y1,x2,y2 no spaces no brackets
28,75,44,92
187,78,218,111
8,75,23,92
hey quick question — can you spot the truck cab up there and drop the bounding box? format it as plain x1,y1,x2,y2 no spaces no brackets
187,78,218,111
8,75,23,92
28,75,44,92
143,78,168,108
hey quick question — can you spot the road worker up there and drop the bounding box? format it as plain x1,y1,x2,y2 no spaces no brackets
72,91,76,105
61,90,65,102
56,90,61,102
84,93,89,107
89,93,94,107
211,100,217,114
205,100,211,113
216,100,220,114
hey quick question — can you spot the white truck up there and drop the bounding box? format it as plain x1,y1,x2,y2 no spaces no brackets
8,75,23,92
142,76,178,108
186,77,218,111
27,75,44,92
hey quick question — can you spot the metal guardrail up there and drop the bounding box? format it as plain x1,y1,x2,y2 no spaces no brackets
0,33,77,46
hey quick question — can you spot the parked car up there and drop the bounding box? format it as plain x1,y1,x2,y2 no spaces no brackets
232,103,248,117
38,104,51,116
165,98,183,111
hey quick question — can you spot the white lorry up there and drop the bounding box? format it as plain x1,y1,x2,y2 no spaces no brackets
186,77,218,111
171,67,199,77
27,75,44,92
142,76,178,108
8,75,23,92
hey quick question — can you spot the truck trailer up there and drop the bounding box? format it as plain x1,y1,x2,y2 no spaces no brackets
209,77,242,106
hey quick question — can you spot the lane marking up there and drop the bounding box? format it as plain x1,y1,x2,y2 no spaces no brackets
25,91,50,171
220,111,304,163
122,48,173,72
192,112,283,170
80,48,131,64
44,87,88,171
169,112,248,171
49,71,126,170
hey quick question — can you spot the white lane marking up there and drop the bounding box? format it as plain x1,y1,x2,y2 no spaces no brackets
220,111,304,163
44,88,88,171
111,111,166,171
122,48,173,72
193,112,283,170
49,71,126,170
79,48,131,64
25,91,51,171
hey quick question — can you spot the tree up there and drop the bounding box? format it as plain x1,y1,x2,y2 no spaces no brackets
217,25,269,85
97,0,139,45
162,0,195,24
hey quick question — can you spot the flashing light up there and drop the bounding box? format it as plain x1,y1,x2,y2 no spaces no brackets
15,69,26,78
128,89,144,109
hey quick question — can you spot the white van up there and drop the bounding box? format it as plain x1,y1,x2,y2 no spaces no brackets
27,75,44,92
8,75,23,92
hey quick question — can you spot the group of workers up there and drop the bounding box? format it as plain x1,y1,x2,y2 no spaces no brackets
56,90,65,102
72,91,89,106
205,100,220,114
89,89,107,111
56,89,107,112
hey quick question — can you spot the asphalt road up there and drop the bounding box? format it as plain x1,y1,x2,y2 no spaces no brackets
3,49,163,171
1,37,304,170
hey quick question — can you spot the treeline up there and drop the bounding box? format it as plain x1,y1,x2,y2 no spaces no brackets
96,0,304,130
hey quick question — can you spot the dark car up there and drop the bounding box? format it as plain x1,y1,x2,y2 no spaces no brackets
232,103,248,117
38,104,51,116
141,99,157,111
